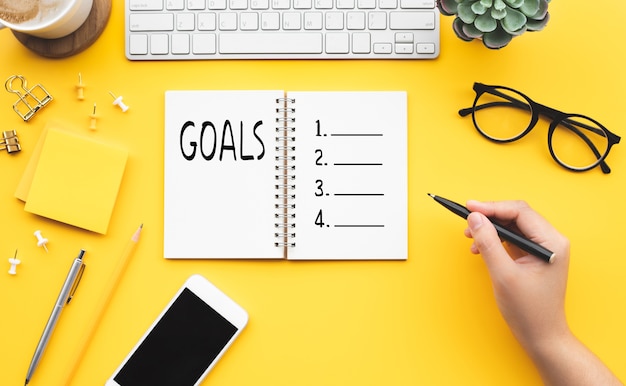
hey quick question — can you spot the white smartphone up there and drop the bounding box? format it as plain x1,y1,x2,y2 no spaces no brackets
105,274,248,386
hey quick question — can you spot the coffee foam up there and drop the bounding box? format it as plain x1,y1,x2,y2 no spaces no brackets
0,0,40,24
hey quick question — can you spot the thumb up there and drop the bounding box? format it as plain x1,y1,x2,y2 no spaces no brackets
467,212,512,274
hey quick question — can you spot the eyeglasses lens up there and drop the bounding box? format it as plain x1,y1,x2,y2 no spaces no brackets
551,116,609,170
473,88,533,142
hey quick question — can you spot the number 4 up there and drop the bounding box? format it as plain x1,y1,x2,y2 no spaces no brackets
315,209,326,228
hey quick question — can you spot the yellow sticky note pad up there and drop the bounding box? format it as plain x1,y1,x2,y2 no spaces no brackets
23,127,128,234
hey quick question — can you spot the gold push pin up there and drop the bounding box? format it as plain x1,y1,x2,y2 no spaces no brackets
89,104,98,130
76,73,85,101
5,75,53,122
0,130,21,154
109,91,129,112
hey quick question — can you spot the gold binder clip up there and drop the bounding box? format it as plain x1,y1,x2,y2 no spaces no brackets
5,75,53,122
0,130,21,154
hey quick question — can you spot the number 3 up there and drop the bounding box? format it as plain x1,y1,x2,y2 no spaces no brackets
315,179,324,196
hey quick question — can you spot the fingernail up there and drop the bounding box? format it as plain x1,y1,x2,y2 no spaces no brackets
467,212,484,231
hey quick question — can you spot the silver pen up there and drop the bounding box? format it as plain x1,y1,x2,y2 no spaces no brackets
25,250,86,385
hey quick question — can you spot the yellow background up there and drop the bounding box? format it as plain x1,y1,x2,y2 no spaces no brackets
1,0,625,385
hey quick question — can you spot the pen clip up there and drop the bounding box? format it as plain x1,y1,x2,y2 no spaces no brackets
67,263,86,305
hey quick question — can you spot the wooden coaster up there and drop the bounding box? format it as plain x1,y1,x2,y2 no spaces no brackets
12,0,112,58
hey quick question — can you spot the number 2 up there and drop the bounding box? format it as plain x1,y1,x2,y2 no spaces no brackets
315,149,323,165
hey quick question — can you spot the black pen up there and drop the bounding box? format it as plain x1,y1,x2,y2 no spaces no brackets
25,250,86,385
428,194,555,264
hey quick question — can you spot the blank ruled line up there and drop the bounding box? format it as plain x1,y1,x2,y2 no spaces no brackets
334,225,385,228
333,163,383,166
330,133,384,137
333,193,385,196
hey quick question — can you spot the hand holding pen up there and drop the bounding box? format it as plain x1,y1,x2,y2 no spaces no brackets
428,194,555,263
460,200,621,385
429,195,570,349
25,250,86,385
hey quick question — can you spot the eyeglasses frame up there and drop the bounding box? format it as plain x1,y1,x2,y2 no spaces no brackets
459,82,621,174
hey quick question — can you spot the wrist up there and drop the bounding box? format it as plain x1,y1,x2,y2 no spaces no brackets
523,325,575,361
520,327,623,386
508,312,571,362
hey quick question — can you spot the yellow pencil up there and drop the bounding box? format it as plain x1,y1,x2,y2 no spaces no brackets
61,224,143,385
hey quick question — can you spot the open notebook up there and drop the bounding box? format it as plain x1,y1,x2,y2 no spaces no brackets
164,90,407,260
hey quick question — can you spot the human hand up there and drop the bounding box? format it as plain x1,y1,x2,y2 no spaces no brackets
463,200,571,352
464,200,622,385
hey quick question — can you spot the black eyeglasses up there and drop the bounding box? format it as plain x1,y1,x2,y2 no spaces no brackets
459,82,621,174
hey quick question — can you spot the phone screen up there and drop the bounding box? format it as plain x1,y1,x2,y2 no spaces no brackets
113,288,239,385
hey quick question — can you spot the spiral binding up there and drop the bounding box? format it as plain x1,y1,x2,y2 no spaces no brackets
274,97,296,248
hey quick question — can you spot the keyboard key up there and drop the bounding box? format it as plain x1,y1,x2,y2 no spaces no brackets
198,12,217,30
241,12,259,30
219,32,323,53
293,0,312,9
326,32,349,53
325,12,343,29
166,0,185,10
283,12,301,30
304,12,322,29
219,13,237,30
172,33,191,53
130,0,164,11
400,0,434,8
347,12,365,30
130,13,174,31
129,34,149,54
208,0,227,9
416,42,435,53
314,0,333,9
352,32,370,53
389,11,435,29
272,0,290,9
261,12,280,29
379,0,396,9
336,0,354,9
230,0,248,9
187,0,206,9
395,42,413,53
151,34,169,54
373,42,392,53
394,32,412,43
193,33,217,53
357,0,375,9
176,13,195,30
251,0,270,8
368,12,386,29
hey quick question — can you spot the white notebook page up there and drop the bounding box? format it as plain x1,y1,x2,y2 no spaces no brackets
164,90,284,259
288,91,407,260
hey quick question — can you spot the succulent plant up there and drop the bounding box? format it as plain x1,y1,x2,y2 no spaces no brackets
438,0,552,49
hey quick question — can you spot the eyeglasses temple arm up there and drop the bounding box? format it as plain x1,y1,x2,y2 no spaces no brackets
459,100,530,117
458,107,473,117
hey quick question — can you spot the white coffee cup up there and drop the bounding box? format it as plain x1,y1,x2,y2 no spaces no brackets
0,0,93,39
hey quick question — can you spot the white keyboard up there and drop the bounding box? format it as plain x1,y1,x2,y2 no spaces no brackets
125,0,440,60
